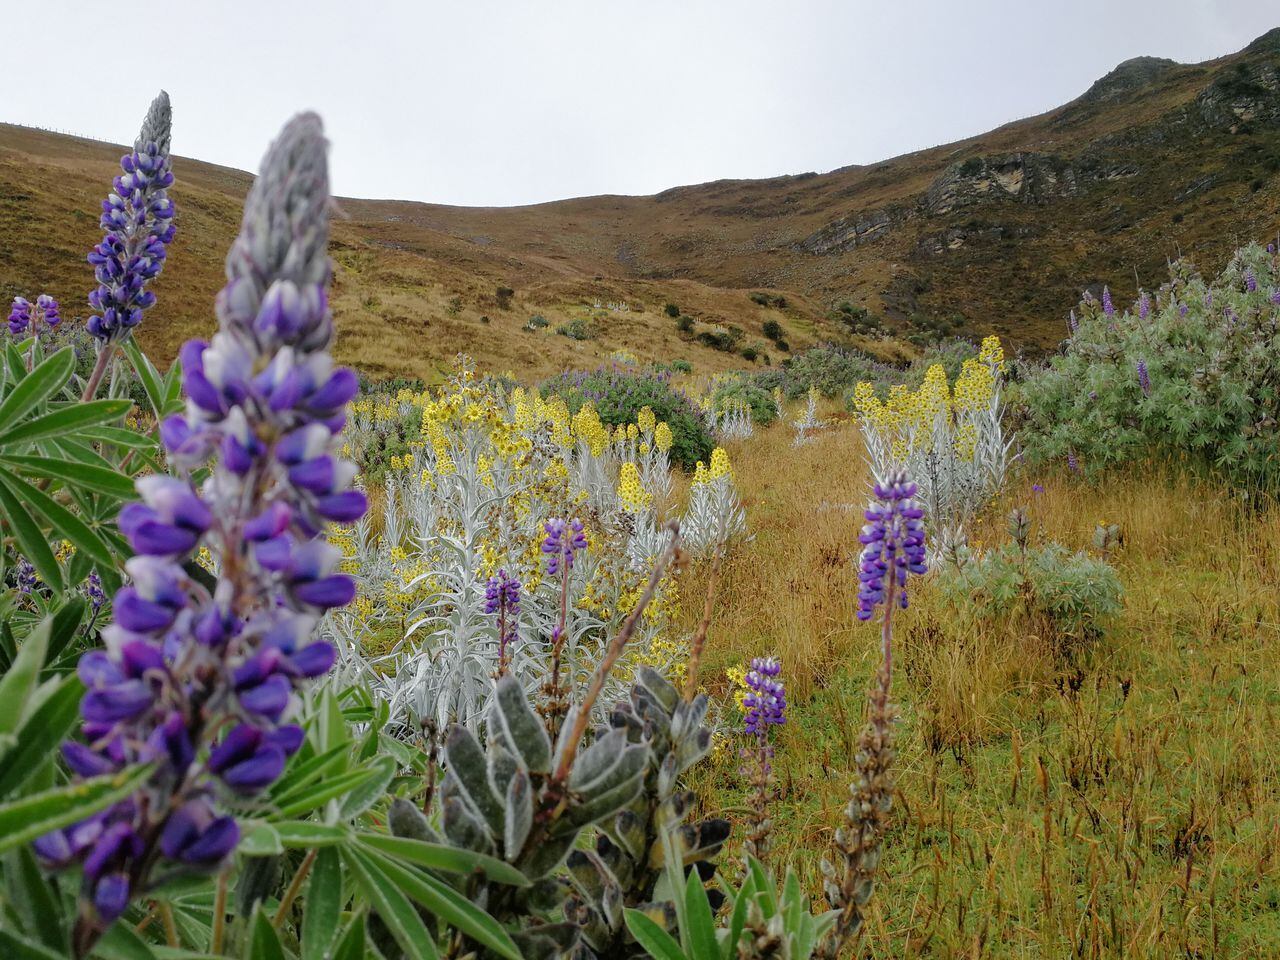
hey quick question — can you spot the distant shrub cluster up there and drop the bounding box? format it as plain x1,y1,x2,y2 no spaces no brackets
710,375,777,426
754,343,889,400
1017,242,1280,492
540,364,714,469
555,317,596,340
829,300,883,336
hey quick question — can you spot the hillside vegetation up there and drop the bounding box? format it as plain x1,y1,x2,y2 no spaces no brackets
3,30,1279,379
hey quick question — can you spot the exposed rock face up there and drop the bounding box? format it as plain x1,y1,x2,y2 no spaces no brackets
1196,61,1280,131
923,153,1080,215
798,206,900,254
1080,56,1179,103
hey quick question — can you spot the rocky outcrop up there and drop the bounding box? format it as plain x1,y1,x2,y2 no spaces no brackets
798,205,901,255
923,153,1080,215
1081,56,1179,103
1195,60,1280,131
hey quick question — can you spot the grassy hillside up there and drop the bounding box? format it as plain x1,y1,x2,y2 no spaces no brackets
2,29,1279,379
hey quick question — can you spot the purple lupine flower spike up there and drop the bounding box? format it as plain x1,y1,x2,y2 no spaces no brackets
855,471,927,622
542,517,588,576
8,297,32,335
86,91,175,342
743,657,786,737
1101,286,1114,317
1138,292,1150,320
1137,359,1151,396
485,568,522,673
42,114,365,946
1245,268,1258,293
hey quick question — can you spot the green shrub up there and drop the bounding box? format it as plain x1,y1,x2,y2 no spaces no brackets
495,285,514,309
671,358,693,373
939,542,1123,650
711,375,777,426
676,315,695,333
754,343,888,400
556,317,596,340
540,366,714,469
524,313,549,330
1017,241,1280,491
664,302,681,318
762,319,784,341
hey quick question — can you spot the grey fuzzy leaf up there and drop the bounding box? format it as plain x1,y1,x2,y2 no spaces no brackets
388,797,440,843
503,766,533,860
444,725,503,835
442,788,496,854
490,674,552,773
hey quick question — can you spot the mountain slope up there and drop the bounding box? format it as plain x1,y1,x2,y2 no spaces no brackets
2,29,1279,379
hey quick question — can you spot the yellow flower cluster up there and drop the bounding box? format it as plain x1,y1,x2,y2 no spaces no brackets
654,422,673,453
617,462,652,512
852,337,1005,463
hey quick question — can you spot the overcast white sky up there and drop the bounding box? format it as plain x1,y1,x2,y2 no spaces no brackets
3,1,1270,206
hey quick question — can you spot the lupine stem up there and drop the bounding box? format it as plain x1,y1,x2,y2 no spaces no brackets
273,848,317,928
81,343,117,402
211,869,228,954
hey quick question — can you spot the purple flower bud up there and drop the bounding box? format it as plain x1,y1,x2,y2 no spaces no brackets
1136,358,1151,396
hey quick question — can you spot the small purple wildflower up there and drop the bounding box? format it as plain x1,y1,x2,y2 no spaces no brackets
1138,291,1150,320
855,471,927,622
85,571,106,617
1245,269,1258,293
484,568,521,672
1137,358,1151,396
1068,450,1081,474
1102,286,1114,317
8,297,31,335
542,517,587,576
15,558,37,595
743,657,786,737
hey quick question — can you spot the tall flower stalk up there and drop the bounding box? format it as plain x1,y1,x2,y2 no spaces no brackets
742,656,786,862
483,567,521,678
820,470,927,957
83,91,176,399
539,516,586,734
36,113,364,958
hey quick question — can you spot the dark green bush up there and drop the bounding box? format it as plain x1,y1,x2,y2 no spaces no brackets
762,319,784,341
664,302,681,318
540,366,714,469
754,343,889,400
711,375,777,426
556,318,596,340
676,315,695,333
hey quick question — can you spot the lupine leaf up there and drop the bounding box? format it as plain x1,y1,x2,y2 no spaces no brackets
0,467,117,569
0,766,153,857
1,454,138,499
0,674,84,797
95,922,160,959
337,753,395,820
0,348,74,435
342,847,440,960
0,929,65,960
363,847,521,960
301,846,343,960
356,832,529,886
2,846,66,953
246,907,285,960
683,869,718,959
0,615,49,736
0,468,62,591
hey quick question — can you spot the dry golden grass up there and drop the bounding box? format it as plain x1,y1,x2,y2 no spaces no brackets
687,412,1280,958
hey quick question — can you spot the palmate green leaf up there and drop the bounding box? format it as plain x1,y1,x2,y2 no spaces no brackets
0,347,74,435
0,467,62,590
356,833,529,886
247,906,286,960
301,846,343,960
3,846,67,953
273,821,351,847
0,467,117,570
0,928,66,960
0,766,153,857
362,847,521,960
273,765,382,819
342,847,440,960
338,753,395,820
0,674,83,796
0,614,49,736
2,454,138,500
122,338,166,421
94,922,160,959
0,400,133,448
624,909,688,960
238,822,283,857
270,742,352,803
